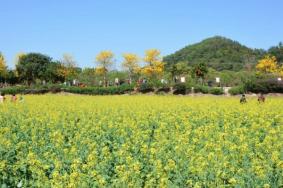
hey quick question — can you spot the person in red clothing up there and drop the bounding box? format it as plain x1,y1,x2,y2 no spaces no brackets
258,93,265,103
11,94,17,102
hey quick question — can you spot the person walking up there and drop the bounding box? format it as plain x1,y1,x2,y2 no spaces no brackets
240,94,247,104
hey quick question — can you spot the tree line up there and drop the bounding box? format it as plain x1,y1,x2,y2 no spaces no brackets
0,46,282,88
0,49,167,87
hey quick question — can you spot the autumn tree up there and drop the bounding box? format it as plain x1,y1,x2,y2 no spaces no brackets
142,49,164,79
0,53,8,81
122,53,140,83
57,54,78,82
95,50,114,87
14,53,26,66
256,55,277,74
278,65,283,77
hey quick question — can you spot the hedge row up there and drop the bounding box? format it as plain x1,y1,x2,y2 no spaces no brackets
0,84,135,95
245,79,283,94
0,86,27,95
228,79,283,95
0,84,226,95
63,84,135,95
172,83,224,95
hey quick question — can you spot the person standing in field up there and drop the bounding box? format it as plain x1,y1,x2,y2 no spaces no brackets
1,94,6,102
240,94,247,104
258,93,265,103
11,94,17,102
0,93,3,103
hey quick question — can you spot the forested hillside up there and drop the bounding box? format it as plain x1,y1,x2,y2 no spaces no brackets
164,36,265,71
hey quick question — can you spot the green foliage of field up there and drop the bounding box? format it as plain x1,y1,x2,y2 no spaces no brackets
0,95,282,187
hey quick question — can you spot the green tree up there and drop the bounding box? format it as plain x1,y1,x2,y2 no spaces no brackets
268,42,283,64
107,70,128,85
167,61,190,82
16,53,52,84
45,61,65,83
5,70,19,85
78,68,97,86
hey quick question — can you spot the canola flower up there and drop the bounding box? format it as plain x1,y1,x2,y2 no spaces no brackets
0,95,282,187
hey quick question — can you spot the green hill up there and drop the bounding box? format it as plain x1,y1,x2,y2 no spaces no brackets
164,36,265,71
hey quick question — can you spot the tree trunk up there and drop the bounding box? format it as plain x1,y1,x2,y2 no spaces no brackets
103,73,106,87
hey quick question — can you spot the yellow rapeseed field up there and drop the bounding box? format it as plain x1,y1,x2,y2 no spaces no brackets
0,95,282,187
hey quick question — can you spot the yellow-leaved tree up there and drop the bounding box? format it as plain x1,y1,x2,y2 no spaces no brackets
256,55,278,74
142,49,164,79
122,53,140,83
95,50,114,87
14,53,26,65
0,53,7,80
13,53,26,78
57,53,78,82
277,65,283,77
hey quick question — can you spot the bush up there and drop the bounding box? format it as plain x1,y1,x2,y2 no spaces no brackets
209,87,224,95
229,85,245,95
35,84,62,93
63,84,135,95
115,84,135,94
0,84,135,95
193,85,210,94
156,83,171,94
138,83,154,93
24,89,49,94
173,83,187,95
0,86,27,95
0,84,63,95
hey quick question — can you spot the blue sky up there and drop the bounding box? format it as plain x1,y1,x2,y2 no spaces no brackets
1,0,282,69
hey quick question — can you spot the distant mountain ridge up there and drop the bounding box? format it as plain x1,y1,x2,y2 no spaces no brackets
163,36,265,71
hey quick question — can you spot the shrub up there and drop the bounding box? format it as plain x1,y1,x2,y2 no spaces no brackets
138,83,154,93
63,84,135,95
229,85,245,95
24,89,49,94
0,86,27,95
173,83,187,95
39,84,62,93
156,83,171,94
209,87,224,95
193,85,209,94
113,84,135,94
